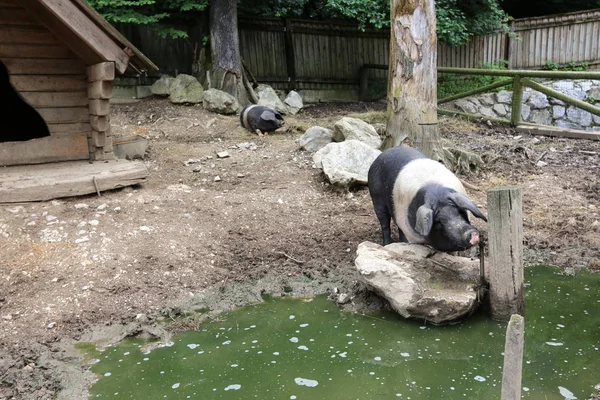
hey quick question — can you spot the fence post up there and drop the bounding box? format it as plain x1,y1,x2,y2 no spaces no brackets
283,18,297,91
501,314,525,400
359,65,369,101
486,186,524,321
511,75,523,126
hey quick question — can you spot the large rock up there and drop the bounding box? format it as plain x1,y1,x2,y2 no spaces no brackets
528,92,549,109
455,99,478,115
284,91,303,114
566,106,592,127
299,126,333,152
169,74,204,104
313,141,381,186
202,89,239,115
355,241,481,324
257,86,288,114
151,75,174,96
332,117,382,149
529,109,552,125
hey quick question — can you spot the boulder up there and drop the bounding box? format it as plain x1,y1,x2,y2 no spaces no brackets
299,126,333,152
151,75,174,96
495,90,512,104
257,86,289,114
284,91,303,114
332,117,382,149
202,89,239,115
169,74,204,104
313,141,381,186
455,99,478,115
528,92,550,109
566,106,592,127
355,241,481,324
552,105,566,119
529,109,552,125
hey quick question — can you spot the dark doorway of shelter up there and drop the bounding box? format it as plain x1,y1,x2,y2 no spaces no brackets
0,60,51,143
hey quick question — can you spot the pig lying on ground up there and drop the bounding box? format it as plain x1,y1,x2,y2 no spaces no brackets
239,105,284,136
368,146,487,252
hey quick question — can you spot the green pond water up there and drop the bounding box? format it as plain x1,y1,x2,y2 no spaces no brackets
86,266,599,399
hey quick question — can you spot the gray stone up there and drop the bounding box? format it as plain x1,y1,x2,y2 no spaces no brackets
528,92,549,109
151,75,174,96
529,109,552,125
469,98,481,107
552,80,574,91
552,105,566,119
202,89,239,115
298,126,333,152
563,89,586,101
522,89,532,103
135,86,153,99
492,103,507,116
284,91,303,114
579,81,593,92
455,99,478,114
592,114,600,125
313,141,381,186
333,117,382,149
169,74,204,104
566,106,592,127
257,86,289,114
549,97,565,106
355,241,481,324
478,93,495,106
521,104,531,121
496,90,512,104
555,120,581,129
479,107,496,118
588,87,600,101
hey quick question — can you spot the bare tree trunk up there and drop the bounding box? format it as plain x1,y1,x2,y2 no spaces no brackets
385,0,444,161
209,0,252,105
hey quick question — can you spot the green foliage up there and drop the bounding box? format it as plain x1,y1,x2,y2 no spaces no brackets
324,0,389,30
438,60,510,99
84,0,207,38
543,61,589,71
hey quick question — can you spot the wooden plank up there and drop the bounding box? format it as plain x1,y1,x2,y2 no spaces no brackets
516,125,600,140
87,62,115,82
0,159,149,203
0,133,89,166
19,0,130,73
0,25,59,44
486,186,524,322
0,43,76,58
21,91,88,108
2,58,85,75
38,107,89,123
90,130,106,147
0,7,41,25
90,116,109,131
10,75,87,92
47,122,90,135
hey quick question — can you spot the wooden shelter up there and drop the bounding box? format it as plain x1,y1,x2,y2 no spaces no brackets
0,0,158,203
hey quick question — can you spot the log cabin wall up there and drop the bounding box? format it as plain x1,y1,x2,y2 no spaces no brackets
0,0,96,165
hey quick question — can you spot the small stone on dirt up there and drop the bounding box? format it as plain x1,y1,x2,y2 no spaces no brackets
47,322,57,329
217,151,230,158
337,293,351,304
192,166,202,172
237,142,257,150
536,160,548,167
74,203,89,209
183,158,202,166
237,173,245,178
214,176,222,182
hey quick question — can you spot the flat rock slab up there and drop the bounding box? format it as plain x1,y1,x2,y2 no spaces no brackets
355,241,482,324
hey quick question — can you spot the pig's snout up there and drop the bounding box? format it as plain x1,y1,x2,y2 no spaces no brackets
467,230,480,246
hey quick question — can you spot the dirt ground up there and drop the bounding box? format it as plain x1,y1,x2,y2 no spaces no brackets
1,98,599,399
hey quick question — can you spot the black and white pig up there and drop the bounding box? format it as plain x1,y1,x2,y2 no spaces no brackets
239,105,284,136
367,146,487,252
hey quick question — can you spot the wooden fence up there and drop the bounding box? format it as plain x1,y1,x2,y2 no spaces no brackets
116,9,600,97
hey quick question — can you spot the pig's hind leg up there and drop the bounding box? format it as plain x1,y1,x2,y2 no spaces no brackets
372,200,393,246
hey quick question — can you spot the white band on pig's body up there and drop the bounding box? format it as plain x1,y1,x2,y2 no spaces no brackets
393,158,466,244
242,105,259,130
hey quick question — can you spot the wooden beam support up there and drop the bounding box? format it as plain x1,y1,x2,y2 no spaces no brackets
89,99,110,116
511,75,523,126
0,133,89,166
501,314,525,400
90,116,110,131
88,80,112,99
516,124,600,141
87,62,115,82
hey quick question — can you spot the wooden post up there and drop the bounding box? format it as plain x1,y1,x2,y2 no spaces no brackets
486,186,524,321
501,314,525,400
283,18,297,91
511,75,523,126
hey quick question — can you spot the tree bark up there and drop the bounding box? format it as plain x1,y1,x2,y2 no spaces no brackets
385,0,443,161
209,0,252,105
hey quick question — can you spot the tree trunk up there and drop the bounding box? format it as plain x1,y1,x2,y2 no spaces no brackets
209,0,252,105
385,0,444,161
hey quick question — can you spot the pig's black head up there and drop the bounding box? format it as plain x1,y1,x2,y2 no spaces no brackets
413,188,487,252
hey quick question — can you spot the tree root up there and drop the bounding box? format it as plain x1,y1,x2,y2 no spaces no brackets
441,139,484,174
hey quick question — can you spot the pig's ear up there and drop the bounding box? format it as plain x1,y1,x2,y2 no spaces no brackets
415,205,434,237
260,111,277,121
449,193,487,222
